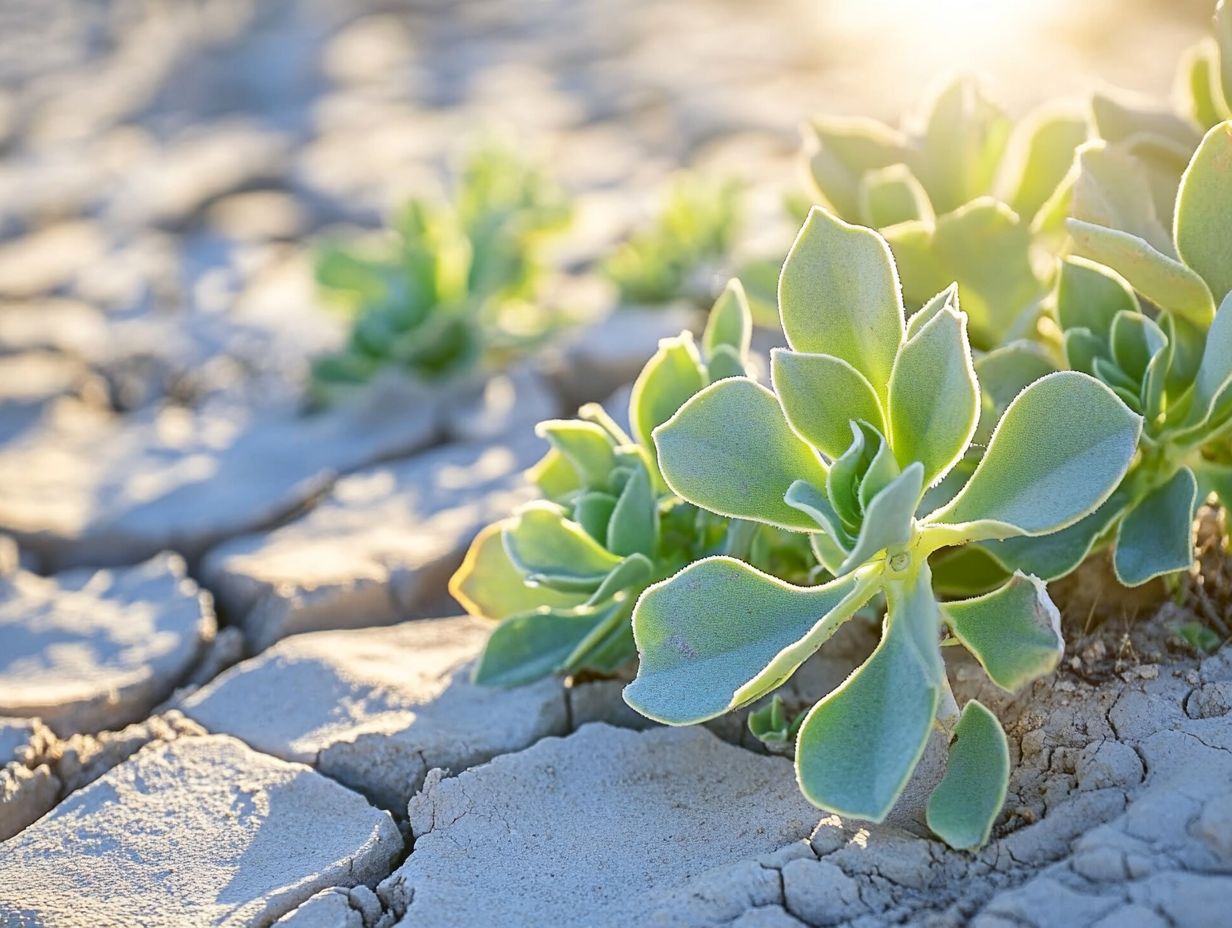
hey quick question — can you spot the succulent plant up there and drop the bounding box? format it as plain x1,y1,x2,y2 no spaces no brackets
603,174,743,309
622,207,1141,848
450,283,812,686
991,120,1232,587
310,145,571,403
802,75,1087,349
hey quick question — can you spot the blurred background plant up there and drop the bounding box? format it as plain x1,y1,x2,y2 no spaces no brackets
309,144,572,404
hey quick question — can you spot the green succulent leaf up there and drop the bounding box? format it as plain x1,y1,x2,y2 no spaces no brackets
1000,105,1088,222
706,343,747,381
702,278,753,360
1175,121,1232,303
474,599,623,687
827,422,876,530
795,569,942,820
805,116,911,219
927,372,1141,541
858,164,933,227
982,488,1131,582
450,521,587,619
926,701,1010,850
772,349,886,461
606,463,658,558
888,307,979,486
536,420,617,490
1179,41,1227,129
748,694,805,745
1183,291,1232,431
1109,311,1168,383
1114,468,1199,587
784,480,850,548
907,283,959,339
628,334,706,455
839,463,925,576
942,573,1063,691
574,491,618,542
503,502,624,591
624,558,871,724
1056,256,1139,336
932,199,1044,347
529,448,583,502
654,378,828,531
1070,140,1174,254
779,207,905,394
1067,219,1215,326
915,76,1012,215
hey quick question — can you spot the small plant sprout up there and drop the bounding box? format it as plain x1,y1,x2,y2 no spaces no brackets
991,120,1232,588
603,174,743,309
803,74,1087,348
450,283,811,687
623,207,1141,849
310,145,571,403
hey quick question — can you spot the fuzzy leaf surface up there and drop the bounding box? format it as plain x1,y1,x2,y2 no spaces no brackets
655,378,828,531
926,701,1010,850
779,207,904,393
624,558,867,724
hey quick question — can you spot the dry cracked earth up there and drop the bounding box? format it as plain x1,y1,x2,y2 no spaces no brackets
0,1,1229,926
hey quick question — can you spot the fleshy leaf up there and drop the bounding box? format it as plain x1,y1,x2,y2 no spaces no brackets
784,480,850,547
1114,468,1199,586
1178,41,1227,129
838,464,924,576
930,199,1042,347
702,279,753,360
1055,256,1139,336
907,283,959,340
503,502,624,591
629,334,706,453
1070,141,1173,254
942,573,1063,691
624,558,869,724
535,420,616,489
1067,219,1215,326
772,349,886,461
529,448,582,502
779,207,905,394
1000,105,1088,221
706,343,747,381
1184,291,1232,430
574,491,617,543
655,378,828,531
1175,121,1232,303
926,701,1010,850
915,76,1011,214
983,488,1131,581
927,372,1141,540
449,521,586,619
929,544,1011,597
796,575,942,820
474,601,619,687
606,463,657,558
887,307,979,487
805,116,911,219
857,164,933,227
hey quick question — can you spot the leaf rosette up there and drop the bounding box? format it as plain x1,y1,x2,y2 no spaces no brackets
623,207,1141,848
451,283,813,686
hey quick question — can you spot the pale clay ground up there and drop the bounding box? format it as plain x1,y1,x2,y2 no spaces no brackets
0,1,1228,926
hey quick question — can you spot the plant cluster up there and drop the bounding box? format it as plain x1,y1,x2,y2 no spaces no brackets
623,209,1140,849
450,3,1232,851
310,145,571,403
450,283,813,687
603,175,743,309
802,74,1086,349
